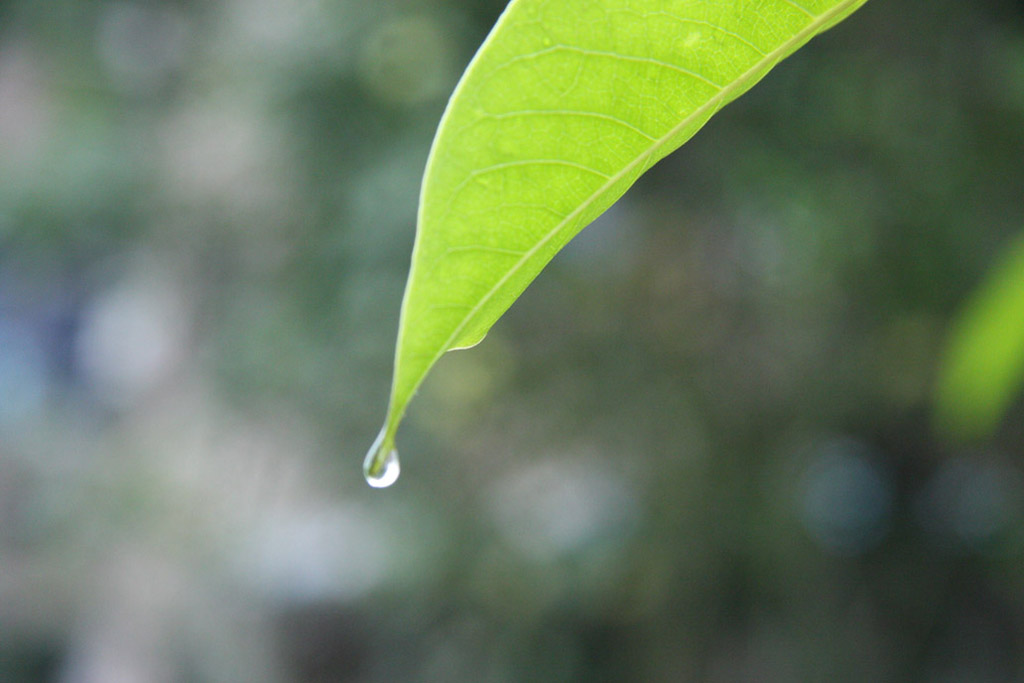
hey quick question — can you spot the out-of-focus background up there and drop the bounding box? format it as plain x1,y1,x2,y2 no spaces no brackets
1,0,1024,680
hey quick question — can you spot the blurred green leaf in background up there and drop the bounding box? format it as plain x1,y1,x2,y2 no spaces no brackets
936,231,1024,440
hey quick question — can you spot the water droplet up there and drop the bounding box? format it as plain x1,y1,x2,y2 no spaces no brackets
363,429,401,488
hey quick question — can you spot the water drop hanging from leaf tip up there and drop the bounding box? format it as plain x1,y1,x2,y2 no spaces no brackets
364,429,401,488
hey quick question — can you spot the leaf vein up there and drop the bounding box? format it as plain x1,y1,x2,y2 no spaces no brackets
485,44,723,91
647,14,768,56
442,245,528,257
484,109,658,141
438,159,611,226
550,45,725,90
469,158,612,180
780,0,817,18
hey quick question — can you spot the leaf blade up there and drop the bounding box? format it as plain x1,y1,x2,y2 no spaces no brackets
935,233,1024,440
371,0,871,467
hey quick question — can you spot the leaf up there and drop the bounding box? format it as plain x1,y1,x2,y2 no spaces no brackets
935,232,1024,441
365,0,870,483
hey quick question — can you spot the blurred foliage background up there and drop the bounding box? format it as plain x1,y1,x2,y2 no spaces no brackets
1,0,1024,680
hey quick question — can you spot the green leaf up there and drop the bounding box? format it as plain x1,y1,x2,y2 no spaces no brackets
366,0,870,484
935,232,1024,441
